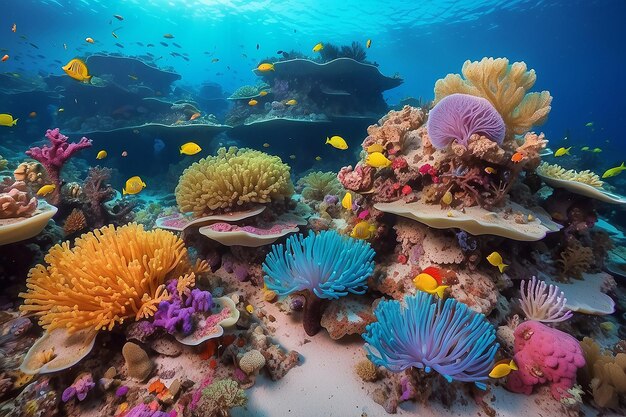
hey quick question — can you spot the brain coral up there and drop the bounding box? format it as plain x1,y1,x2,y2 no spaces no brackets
176,147,294,217
434,57,552,137
427,93,505,149
19,223,208,333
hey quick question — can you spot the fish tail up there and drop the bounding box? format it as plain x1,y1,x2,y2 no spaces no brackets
509,360,518,371
325,137,330,144
12,118,18,125
122,188,127,195
621,162,625,168
435,286,448,299
498,263,508,273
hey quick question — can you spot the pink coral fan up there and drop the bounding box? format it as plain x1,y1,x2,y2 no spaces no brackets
427,93,505,149
506,321,585,400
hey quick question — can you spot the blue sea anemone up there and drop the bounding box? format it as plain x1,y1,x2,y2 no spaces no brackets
363,292,499,389
263,230,375,335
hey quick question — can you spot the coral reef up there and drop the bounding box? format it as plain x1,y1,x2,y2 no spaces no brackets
152,278,213,335
557,241,594,280
297,171,344,201
0,181,37,218
83,166,136,228
538,162,604,188
62,372,94,402
579,337,626,409
193,378,247,417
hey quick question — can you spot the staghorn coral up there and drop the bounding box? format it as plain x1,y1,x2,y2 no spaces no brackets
519,276,572,322
297,171,344,201
580,337,626,409
434,57,552,138
19,223,208,333
537,162,604,188
63,208,86,235
0,181,37,218
557,242,594,280
176,147,293,217
83,166,136,228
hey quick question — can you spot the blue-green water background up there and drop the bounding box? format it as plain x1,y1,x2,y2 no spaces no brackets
1,0,625,188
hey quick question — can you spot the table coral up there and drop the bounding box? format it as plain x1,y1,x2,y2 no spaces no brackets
506,321,585,400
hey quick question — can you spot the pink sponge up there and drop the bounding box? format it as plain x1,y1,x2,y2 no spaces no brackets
507,320,585,400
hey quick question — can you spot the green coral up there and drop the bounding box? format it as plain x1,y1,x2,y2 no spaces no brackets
297,171,344,202
228,83,270,99
195,379,247,417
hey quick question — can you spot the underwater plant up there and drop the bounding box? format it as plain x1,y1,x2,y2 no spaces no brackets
519,276,572,323
362,292,499,389
339,41,367,62
263,230,375,336
318,42,339,62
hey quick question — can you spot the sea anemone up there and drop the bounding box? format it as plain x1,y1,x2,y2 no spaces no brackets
519,276,572,323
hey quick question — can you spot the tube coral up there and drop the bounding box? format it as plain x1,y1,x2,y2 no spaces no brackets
19,223,208,333
362,292,499,389
519,276,572,323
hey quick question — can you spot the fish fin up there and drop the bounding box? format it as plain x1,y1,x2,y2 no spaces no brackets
435,285,448,299
12,118,18,125
621,162,625,168
122,188,127,195
498,263,508,273
325,137,330,144
509,360,518,371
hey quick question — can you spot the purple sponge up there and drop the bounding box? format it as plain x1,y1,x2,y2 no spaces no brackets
153,280,213,335
427,93,505,149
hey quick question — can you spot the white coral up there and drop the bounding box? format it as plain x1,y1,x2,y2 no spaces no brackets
519,276,572,322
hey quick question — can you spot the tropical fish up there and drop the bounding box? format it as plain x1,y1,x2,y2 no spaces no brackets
85,37,94,43
128,74,138,81
189,112,201,121
248,99,258,106
441,190,453,205
211,58,219,63
289,154,296,160
163,34,174,39
123,176,146,195
180,142,202,155
366,39,372,48
115,43,124,48
312,42,324,52
58,108,64,112
285,99,297,106
489,359,518,379
246,304,254,314
121,151,128,157
262,143,270,148
592,147,602,153
581,146,590,151
342,192,352,210
37,184,56,196
350,221,376,240
259,90,268,96
28,112,36,118
486,251,508,273
602,162,626,179
173,42,182,48
413,266,448,298
12,23,16,33
0,54,8,62
554,147,571,157
96,150,107,160
113,14,124,21
62,58,92,82
366,152,391,168
600,321,615,332
366,143,384,153
484,167,497,174
511,152,525,163
256,43,260,50
326,135,348,150
315,156,322,161
0,114,18,126
585,122,594,127
257,63,274,72
160,42,168,47
112,31,118,39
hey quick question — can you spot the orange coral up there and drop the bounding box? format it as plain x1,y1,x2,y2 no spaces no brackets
63,208,86,235
148,379,166,394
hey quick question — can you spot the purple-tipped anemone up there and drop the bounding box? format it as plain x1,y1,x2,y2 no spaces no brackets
427,93,505,149
519,276,573,323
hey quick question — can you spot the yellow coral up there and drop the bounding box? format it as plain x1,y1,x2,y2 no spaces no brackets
557,242,594,280
434,57,552,137
537,162,604,188
19,223,208,333
354,359,378,382
297,171,344,201
580,337,626,408
175,147,293,217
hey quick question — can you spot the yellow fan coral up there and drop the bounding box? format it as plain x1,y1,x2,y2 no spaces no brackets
175,147,294,217
434,57,552,137
19,223,208,333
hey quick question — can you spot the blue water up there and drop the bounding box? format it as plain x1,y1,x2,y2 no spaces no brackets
1,0,625,184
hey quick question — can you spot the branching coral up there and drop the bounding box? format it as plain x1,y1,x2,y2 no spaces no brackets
557,242,594,280
580,337,626,409
63,208,86,235
263,230,375,335
176,147,294,217
83,166,136,228
297,171,344,201
19,223,208,333
363,292,499,389
152,278,213,335
519,276,572,322
434,57,552,138
537,162,604,188
194,379,247,417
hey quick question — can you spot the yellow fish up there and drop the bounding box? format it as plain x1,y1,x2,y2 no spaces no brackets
484,167,497,174
312,42,324,52
58,108,64,112
245,304,254,314
585,122,594,127
342,192,352,210
263,143,270,148
315,156,322,161
441,190,453,205
554,147,571,157
413,267,448,299
257,63,275,72
96,150,107,159
602,162,626,179
0,114,18,127
259,91,268,96
486,251,508,273
123,176,146,195
249,99,258,106
285,99,297,106
366,39,372,48
592,147,602,153
326,135,348,150
289,154,296,160
85,37,94,43
489,359,518,379
366,143,384,154
600,321,615,332
581,146,590,151
62,58,92,83
366,152,391,168
37,184,56,196
128,74,138,81
180,142,202,155
350,221,376,240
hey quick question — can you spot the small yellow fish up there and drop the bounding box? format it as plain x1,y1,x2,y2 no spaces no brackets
128,74,138,81
441,190,453,205
249,99,258,106
163,33,174,39
312,42,324,52
189,112,201,121
180,142,202,156
85,37,94,44
484,167,497,174
259,90,268,96
350,221,376,240
585,122,594,127
554,147,571,157
96,150,107,159
123,176,146,195
245,304,254,314
592,147,602,153
285,99,297,106
489,359,518,379
581,146,590,151
263,143,270,148
37,184,56,196
257,63,275,72
486,251,508,273
58,108,64,112
600,321,615,332
326,135,348,150
366,143,384,153
62,58,92,83
413,267,448,299
366,39,372,48
289,154,296,160
342,192,352,210
602,162,626,179
366,152,391,168
0,114,18,127
315,156,322,161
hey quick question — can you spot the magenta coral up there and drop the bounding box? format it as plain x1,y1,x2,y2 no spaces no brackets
25,128,92,204
427,93,505,149
506,321,585,400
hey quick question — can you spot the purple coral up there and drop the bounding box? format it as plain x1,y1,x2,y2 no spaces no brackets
519,276,572,323
152,279,213,335
427,93,505,149
124,403,173,417
62,373,95,402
